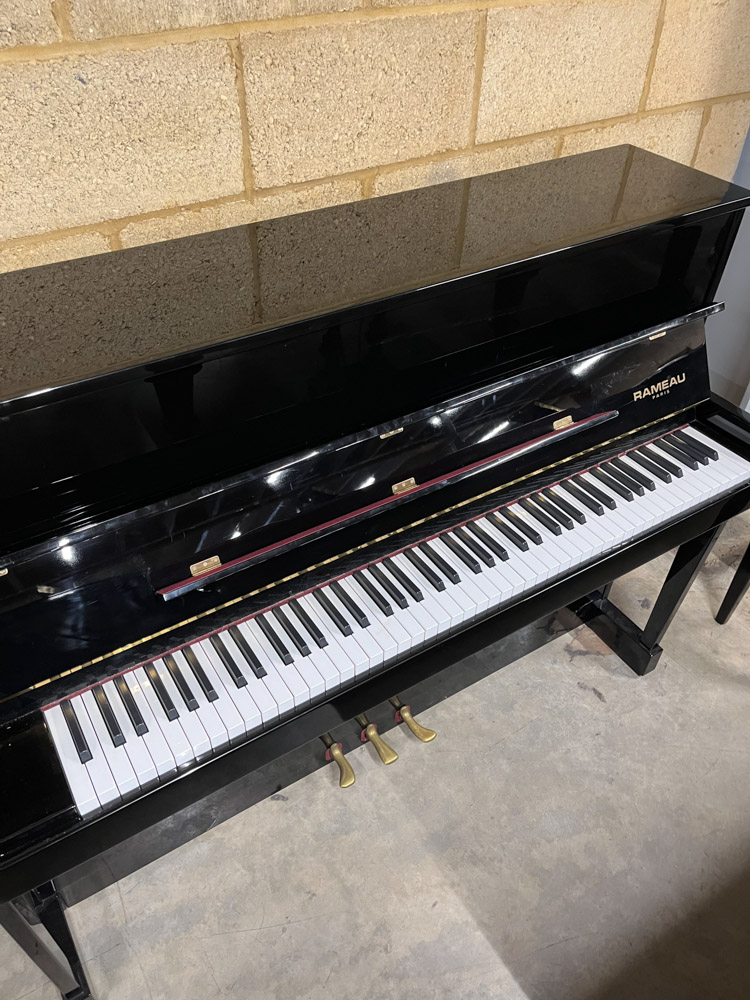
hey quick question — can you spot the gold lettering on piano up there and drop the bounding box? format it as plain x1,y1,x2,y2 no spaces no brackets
190,555,222,577
553,415,573,430
392,477,417,495
379,427,404,440
633,373,686,401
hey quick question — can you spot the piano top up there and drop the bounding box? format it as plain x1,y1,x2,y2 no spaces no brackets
2,144,749,407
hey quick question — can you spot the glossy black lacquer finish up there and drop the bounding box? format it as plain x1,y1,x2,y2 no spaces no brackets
1,147,749,905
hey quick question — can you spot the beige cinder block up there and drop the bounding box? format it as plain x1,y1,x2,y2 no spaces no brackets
461,146,630,268
694,99,750,181
0,229,257,395
477,0,660,144
373,137,556,196
0,233,111,274
0,0,61,48
68,0,362,40
648,0,750,108
256,182,463,320
243,14,477,188
0,41,245,242
561,109,703,165
119,178,361,248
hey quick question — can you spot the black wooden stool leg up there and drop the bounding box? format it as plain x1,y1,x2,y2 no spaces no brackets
716,539,750,624
0,883,93,1000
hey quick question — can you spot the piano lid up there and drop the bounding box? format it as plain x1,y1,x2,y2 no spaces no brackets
2,144,749,406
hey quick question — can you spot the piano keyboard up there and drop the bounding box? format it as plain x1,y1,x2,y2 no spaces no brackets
44,427,750,818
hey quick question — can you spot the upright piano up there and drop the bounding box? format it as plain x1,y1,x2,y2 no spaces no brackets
2,145,750,1000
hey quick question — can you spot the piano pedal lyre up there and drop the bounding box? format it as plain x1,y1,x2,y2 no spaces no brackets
320,733,355,788
355,713,398,765
389,696,436,743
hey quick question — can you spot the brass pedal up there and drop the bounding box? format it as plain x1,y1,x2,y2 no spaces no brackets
355,714,398,765
390,696,436,743
320,733,355,788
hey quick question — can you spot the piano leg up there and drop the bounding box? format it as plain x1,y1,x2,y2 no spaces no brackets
572,524,723,676
715,538,750,624
0,882,93,1000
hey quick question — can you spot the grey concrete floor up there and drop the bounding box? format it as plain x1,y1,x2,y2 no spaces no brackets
4,513,750,1000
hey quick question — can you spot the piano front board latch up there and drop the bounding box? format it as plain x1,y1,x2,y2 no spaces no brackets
320,733,355,787
355,714,398,764
390,696,437,743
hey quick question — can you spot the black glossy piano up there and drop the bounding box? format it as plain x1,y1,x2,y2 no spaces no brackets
2,145,750,1000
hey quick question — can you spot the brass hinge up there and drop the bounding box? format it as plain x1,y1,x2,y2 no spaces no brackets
190,555,222,578
392,477,417,495
649,330,667,340
553,415,573,430
379,427,404,440
0,568,8,578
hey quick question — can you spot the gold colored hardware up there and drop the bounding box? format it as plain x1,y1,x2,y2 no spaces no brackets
649,330,667,340
36,585,55,595
320,733,355,788
0,568,7,577
355,714,398,765
10,403,697,706
390,696,436,743
392,477,417,496
553,415,573,431
190,555,222,578
380,427,404,440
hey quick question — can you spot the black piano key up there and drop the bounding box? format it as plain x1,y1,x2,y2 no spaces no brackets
211,631,250,685
384,557,424,602
404,547,445,591
257,613,294,663
590,467,633,501
465,520,509,560
653,438,698,471
273,605,311,656
369,563,409,609
639,444,682,478
331,580,370,627
455,525,496,566
672,428,718,461
226,626,266,680
144,662,180,721
559,480,604,515
182,646,219,702
532,492,574,529
314,589,353,635
163,652,199,711
60,699,93,763
519,497,562,535
115,675,148,735
601,461,645,496
499,507,543,545
573,474,617,509
92,685,126,747
441,532,482,573
288,599,328,648
354,570,394,617
542,488,586,523
419,541,461,584
610,456,655,491
631,448,673,482
486,511,529,550
664,433,709,466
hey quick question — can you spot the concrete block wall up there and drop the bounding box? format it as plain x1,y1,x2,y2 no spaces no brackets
0,0,748,273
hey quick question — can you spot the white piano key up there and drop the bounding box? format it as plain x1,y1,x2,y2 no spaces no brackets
172,650,229,750
44,706,101,817
243,618,309,709
101,680,159,788
297,594,357,683
152,658,212,759
393,583,439,641
195,640,264,735
208,632,279,726
237,621,295,716
122,671,177,776
327,580,388,668
342,576,411,656
429,538,488,616
391,554,453,633
79,690,140,799
133,666,194,768
286,645,326,700
67,696,121,808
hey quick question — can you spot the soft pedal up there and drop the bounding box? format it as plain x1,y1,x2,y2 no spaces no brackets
320,733,355,787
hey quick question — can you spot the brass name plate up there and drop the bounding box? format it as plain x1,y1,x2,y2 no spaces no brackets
190,555,222,577
392,477,417,495
553,415,573,430
379,427,404,440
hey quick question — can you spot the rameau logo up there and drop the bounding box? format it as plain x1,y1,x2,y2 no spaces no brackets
633,373,686,401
